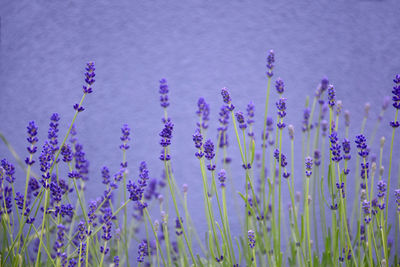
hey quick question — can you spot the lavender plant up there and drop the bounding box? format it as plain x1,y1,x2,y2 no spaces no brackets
0,55,399,267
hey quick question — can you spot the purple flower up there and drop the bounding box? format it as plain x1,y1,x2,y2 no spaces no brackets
54,224,66,257
235,111,247,129
266,50,275,78
362,200,371,224
221,87,235,111
127,161,150,209
302,108,311,132
218,169,227,187
328,85,336,107
248,230,256,248
159,78,170,108
342,138,351,161
101,166,110,185
288,125,294,140
175,217,183,236
305,157,313,177
192,129,204,159
391,74,400,109
137,240,150,262
377,180,386,199
60,144,72,163
274,149,288,168
355,134,369,158
196,98,210,130
314,150,321,166
329,131,342,162
247,101,255,127
83,62,95,93
1,159,16,184
120,124,131,151
276,98,287,129
26,121,38,164
275,78,284,94
218,105,230,148
113,256,120,267
395,189,400,213
159,121,173,161
316,77,329,103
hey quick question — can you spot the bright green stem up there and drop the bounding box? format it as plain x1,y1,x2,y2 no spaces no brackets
164,157,197,265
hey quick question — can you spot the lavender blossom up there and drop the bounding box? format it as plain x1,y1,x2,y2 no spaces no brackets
274,149,288,168
275,78,284,94
221,87,235,111
235,111,247,129
248,230,256,248
127,161,150,209
316,77,329,104
377,180,386,199
175,217,183,236
266,50,275,78
329,131,342,162
314,150,321,166
288,124,294,140
395,189,400,212
276,97,287,129
101,166,111,185
83,62,95,94
114,256,120,267
328,85,336,107
355,134,369,158
218,169,227,187
390,74,400,127
362,200,371,224
302,108,311,132
344,110,350,127
218,105,230,148
159,121,173,161
196,98,210,130
26,121,38,165
61,144,72,163
1,159,16,184
159,78,170,108
120,124,131,151
305,157,313,177
192,129,204,159
48,113,60,153
204,139,216,170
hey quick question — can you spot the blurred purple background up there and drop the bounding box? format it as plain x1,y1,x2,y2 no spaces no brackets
1,0,400,258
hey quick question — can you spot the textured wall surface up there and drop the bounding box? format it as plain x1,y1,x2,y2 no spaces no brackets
1,0,399,257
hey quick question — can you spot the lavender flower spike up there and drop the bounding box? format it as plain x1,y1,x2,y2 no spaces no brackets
305,157,313,177
266,50,275,78
275,78,284,94
120,124,131,151
221,87,235,111
159,78,170,108
218,169,227,187
328,85,336,107
235,111,247,129
83,62,95,94
248,230,256,248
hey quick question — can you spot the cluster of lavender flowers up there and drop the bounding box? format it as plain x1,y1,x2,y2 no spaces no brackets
1,55,400,267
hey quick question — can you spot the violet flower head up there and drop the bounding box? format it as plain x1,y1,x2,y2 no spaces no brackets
218,169,227,187
355,134,369,158
61,144,72,163
247,101,255,126
192,129,204,159
235,111,247,129
328,85,336,107
377,180,386,199
274,149,288,168
395,189,400,213
175,217,183,236
48,113,60,153
360,162,369,182
159,78,170,108
248,230,256,249
342,139,351,160
305,157,313,177
329,131,342,162
1,159,15,184
120,124,131,151
101,166,110,185
159,121,173,161
218,105,230,148
54,224,66,257
83,62,95,94
26,121,38,165
204,140,216,170
266,50,275,78
276,98,287,129
196,98,210,130
221,87,235,111
137,240,149,262
362,200,371,224
302,108,311,132
314,150,321,166
390,74,400,127
275,78,284,94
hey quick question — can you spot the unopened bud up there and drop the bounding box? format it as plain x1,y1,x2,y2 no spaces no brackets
380,136,386,148
364,102,371,117
380,166,384,176
288,125,294,140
